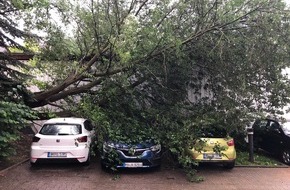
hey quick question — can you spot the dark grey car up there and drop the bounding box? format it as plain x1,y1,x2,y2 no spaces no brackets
252,118,290,164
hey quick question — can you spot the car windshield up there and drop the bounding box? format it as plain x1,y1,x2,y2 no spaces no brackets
39,124,82,135
197,127,227,138
281,122,290,135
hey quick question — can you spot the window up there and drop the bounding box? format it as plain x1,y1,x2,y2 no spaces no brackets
253,119,268,130
269,121,279,130
197,126,227,138
40,124,82,135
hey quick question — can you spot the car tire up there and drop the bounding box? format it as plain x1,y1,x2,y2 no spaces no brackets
223,160,235,169
152,164,161,171
282,150,290,165
30,161,37,167
101,162,115,172
101,162,107,170
253,141,260,153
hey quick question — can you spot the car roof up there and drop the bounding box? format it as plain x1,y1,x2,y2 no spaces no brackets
43,117,86,125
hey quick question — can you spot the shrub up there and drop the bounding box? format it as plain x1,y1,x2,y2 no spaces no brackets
0,101,37,158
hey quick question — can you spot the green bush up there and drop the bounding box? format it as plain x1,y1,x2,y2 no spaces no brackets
0,101,37,158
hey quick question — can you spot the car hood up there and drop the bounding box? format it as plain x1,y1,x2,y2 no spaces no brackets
105,140,157,149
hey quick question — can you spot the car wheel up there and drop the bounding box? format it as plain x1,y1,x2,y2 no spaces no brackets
30,162,37,167
101,162,108,170
101,162,115,172
223,160,235,169
253,141,260,153
152,164,161,171
282,150,290,165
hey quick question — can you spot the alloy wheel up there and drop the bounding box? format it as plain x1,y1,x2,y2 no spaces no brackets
282,150,290,165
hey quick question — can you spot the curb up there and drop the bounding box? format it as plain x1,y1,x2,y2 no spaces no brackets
235,164,289,168
0,158,288,175
0,158,29,175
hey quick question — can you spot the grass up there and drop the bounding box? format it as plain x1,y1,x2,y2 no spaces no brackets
236,151,285,167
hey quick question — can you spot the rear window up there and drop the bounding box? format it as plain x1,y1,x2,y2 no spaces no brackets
39,124,82,135
197,127,227,138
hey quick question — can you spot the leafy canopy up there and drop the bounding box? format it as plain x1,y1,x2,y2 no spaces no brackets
5,0,290,174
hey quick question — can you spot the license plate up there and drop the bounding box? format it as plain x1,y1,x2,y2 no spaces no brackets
47,152,67,157
123,162,143,168
203,153,222,159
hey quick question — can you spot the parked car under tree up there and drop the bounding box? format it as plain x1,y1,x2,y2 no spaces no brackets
188,126,236,169
252,118,290,165
101,139,162,169
30,117,95,165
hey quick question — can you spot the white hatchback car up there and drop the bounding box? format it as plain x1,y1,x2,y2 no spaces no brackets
30,117,95,165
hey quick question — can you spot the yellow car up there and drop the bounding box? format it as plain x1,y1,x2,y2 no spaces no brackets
188,126,236,169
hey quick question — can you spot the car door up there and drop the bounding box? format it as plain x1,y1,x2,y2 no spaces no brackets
253,119,270,150
263,120,284,154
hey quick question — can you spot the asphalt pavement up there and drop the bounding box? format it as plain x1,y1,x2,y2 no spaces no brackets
0,159,290,190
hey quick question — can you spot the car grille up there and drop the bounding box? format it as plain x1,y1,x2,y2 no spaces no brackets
120,149,147,156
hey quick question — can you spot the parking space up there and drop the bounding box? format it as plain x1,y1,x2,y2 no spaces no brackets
1,158,290,190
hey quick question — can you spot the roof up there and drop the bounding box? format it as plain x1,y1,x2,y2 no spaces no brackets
43,117,87,125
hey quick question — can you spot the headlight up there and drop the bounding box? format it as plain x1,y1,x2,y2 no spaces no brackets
150,144,161,152
103,142,115,153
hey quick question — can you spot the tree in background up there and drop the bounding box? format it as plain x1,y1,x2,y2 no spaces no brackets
0,0,39,100
0,0,38,157
20,0,290,117
2,0,290,176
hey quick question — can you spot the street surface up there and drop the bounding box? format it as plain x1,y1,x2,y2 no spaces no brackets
0,158,290,190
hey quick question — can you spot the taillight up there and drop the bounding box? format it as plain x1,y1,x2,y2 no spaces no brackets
227,139,234,146
32,136,40,142
77,136,88,143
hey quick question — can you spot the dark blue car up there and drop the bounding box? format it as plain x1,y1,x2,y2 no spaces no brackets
101,140,162,169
